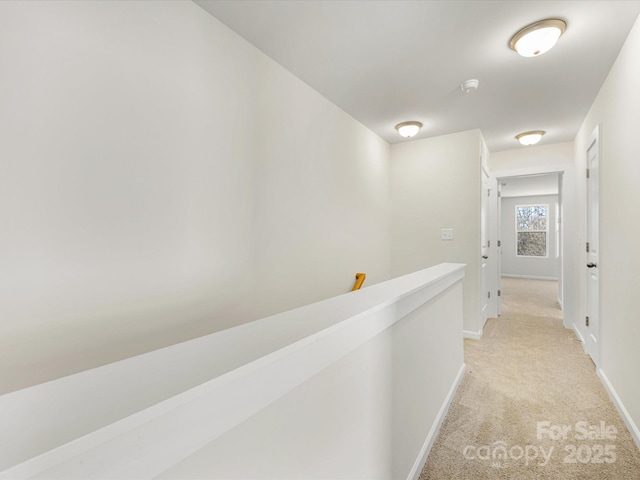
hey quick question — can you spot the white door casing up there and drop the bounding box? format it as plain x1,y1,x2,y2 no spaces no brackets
585,126,600,366
496,181,502,316
481,166,490,324
557,174,564,309
487,174,499,318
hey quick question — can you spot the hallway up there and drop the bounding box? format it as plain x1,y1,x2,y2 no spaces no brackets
420,277,640,479
499,277,562,322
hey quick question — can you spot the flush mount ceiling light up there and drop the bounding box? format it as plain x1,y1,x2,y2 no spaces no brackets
460,79,479,93
395,121,423,138
509,18,567,57
516,130,545,146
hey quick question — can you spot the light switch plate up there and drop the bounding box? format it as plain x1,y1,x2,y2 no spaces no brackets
441,228,454,240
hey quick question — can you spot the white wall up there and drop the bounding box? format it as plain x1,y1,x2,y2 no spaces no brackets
501,194,559,279
491,142,574,172
573,15,640,446
0,0,390,394
0,264,465,477
390,130,483,336
161,274,465,480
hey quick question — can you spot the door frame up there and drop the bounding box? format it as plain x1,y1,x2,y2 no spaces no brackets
492,165,569,323
585,125,601,366
480,142,499,328
481,165,498,323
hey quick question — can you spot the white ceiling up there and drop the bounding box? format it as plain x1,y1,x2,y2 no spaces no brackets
194,0,640,152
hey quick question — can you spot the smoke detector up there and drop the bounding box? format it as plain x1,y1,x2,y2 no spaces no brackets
460,79,479,93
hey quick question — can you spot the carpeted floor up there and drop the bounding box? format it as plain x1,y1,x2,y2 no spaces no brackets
420,277,640,479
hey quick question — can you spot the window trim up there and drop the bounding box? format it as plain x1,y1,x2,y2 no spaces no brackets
515,203,549,258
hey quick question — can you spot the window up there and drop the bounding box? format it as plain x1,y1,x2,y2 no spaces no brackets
516,204,548,257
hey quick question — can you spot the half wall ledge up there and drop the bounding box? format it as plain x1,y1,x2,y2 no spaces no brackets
1,263,466,480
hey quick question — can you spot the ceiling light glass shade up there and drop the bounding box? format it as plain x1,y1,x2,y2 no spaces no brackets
516,130,545,146
510,19,566,57
395,121,423,138
460,78,479,93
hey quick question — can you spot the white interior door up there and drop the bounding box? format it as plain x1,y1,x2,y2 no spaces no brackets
481,167,490,324
585,126,600,366
557,175,563,310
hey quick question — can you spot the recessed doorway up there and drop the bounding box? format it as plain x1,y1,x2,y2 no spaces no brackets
496,172,563,316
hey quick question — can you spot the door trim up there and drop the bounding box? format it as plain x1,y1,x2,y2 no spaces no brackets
585,124,601,367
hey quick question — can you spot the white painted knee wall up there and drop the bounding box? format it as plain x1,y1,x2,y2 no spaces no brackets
0,264,465,480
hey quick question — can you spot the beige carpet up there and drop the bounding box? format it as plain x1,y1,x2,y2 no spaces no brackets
420,277,640,479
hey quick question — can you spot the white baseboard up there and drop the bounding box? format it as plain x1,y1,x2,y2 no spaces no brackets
572,323,585,345
463,329,482,339
502,274,559,281
597,369,640,450
570,328,640,449
408,363,466,480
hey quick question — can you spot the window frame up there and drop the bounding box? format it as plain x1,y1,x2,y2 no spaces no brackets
515,203,549,258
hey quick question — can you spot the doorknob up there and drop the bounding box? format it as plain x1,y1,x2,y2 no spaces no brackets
482,255,489,259
587,262,597,268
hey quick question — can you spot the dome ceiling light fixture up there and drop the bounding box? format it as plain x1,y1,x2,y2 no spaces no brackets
395,121,423,138
460,79,479,93
509,18,567,57
516,130,545,146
